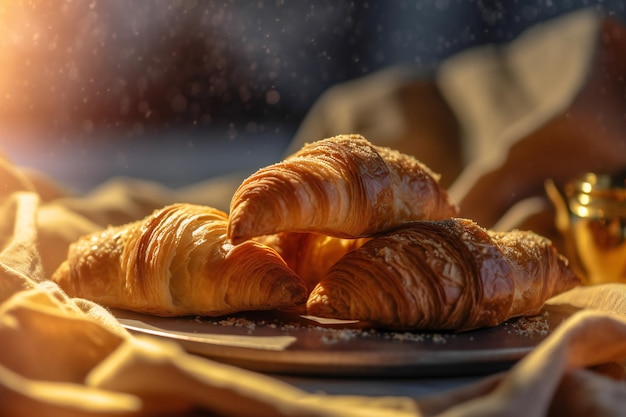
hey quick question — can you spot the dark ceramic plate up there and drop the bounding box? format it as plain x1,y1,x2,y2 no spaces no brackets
113,303,578,378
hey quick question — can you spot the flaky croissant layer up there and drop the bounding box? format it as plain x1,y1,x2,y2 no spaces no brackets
52,203,307,317
228,134,458,244
306,218,580,331
256,232,370,293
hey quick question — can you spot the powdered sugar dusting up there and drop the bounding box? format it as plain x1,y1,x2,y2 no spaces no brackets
200,313,455,344
504,311,550,337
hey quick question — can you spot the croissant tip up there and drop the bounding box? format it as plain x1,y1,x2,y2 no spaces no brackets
226,218,250,245
51,260,71,291
226,233,245,246
305,288,341,318
228,197,281,243
272,277,308,307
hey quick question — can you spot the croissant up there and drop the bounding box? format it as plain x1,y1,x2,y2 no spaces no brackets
306,218,580,331
228,134,458,244
52,203,307,317
257,232,370,293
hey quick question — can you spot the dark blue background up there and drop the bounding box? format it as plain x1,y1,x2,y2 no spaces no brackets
2,1,625,191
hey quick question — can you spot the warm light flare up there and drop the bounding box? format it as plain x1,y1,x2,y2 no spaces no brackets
0,1,82,128
3,1,190,139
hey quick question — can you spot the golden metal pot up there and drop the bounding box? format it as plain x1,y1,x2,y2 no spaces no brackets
545,172,626,285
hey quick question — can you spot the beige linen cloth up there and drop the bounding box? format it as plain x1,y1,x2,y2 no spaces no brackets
2,8,626,417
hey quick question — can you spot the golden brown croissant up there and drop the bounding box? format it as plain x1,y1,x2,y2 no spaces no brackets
228,134,458,244
52,203,307,317
306,218,580,331
257,232,370,293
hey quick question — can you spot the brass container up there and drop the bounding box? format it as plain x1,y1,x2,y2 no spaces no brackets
546,172,626,285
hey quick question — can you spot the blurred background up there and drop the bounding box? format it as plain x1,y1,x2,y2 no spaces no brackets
2,0,625,192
